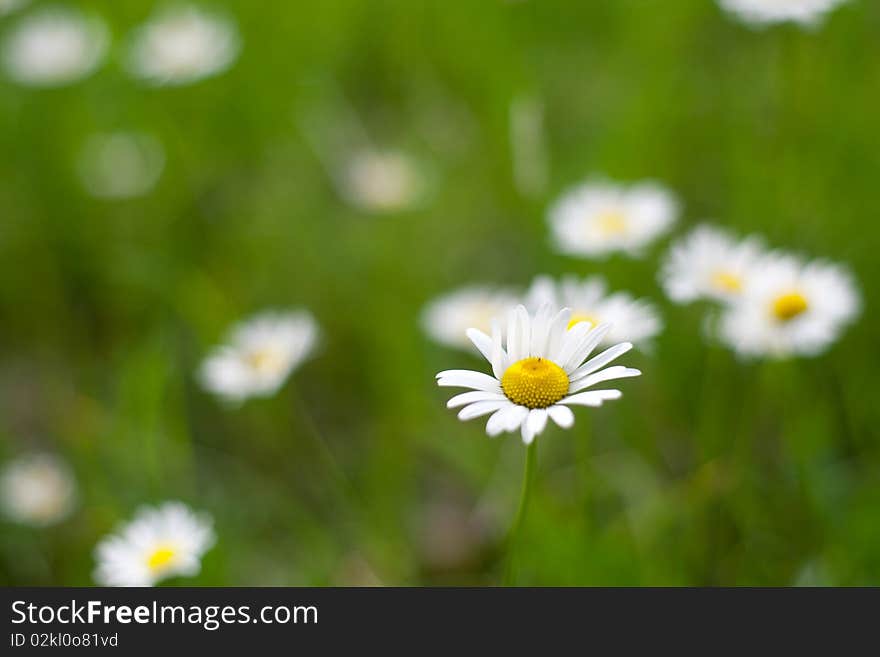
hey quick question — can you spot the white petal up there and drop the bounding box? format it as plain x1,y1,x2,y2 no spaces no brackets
466,328,494,365
560,389,623,407
515,305,531,359
567,366,641,394
555,321,592,368
562,322,613,373
485,403,529,436
458,400,509,420
521,421,535,444
436,369,502,392
546,307,572,363
547,405,574,428
569,342,633,381
446,390,507,408
506,308,520,362
527,408,548,436
486,406,513,437
491,319,506,380
502,404,530,432
529,303,552,357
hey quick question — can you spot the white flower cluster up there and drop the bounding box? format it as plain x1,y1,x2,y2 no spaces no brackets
660,225,860,358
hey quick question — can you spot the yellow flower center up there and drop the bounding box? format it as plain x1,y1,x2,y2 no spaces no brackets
711,271,742,294
772,292,809,322
567,312,600,330
147,546,177,572
245,348,284,374
596,210,628,236
501,357,569,409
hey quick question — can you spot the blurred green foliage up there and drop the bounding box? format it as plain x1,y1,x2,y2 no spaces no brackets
1,0,878,586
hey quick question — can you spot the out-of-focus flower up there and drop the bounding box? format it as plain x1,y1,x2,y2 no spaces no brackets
2,7,108,87
93,501,215,587
0,453,76,527
422,285,518,353
718,0,849,26
548,180,679,258
199,310,319,404
660,224,766,304
436,305,641,444
125,5,240,86
77,132,165,200
525,275,662,348
341,150,425,213
717,253,860,358
0,0,29,18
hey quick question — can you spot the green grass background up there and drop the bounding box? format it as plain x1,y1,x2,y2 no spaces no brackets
1,0,878,585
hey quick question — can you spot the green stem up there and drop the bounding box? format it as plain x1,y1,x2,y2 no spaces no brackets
502,440,537,586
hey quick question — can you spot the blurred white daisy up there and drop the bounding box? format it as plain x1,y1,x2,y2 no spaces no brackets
436,304,641,444
526,275,662,348
548,180,679,258
2,7,108,87
422,285,518,352
199,310,319,403
719,0,849,26
717,253,860,358
77,132,165,200
341,149,425,213
93,501,215,587
125,5,240,87
0,0,29,18
0,453,76,527
660,224,766,304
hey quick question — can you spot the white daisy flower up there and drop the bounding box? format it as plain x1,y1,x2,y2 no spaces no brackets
341,149,425,213
125,5,240,87
717,253,860,358
525,275,662,348
660,224,766,304
436,304,642,444
0,453,76,527
548,180,679,258
718,0,849,26
422,285,519,353
77,132,165,200
199,310,319,403
93,501,215,587
0,0,29,18
2,7,108,87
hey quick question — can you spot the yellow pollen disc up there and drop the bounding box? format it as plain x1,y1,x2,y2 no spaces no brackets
147,547,177,571
501,357,569,409
596,210,628,236
245,348,283,374
711,271,742,293
772,292,809,322
567,312,600,330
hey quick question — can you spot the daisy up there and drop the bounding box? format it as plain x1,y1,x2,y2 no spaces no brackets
125,5,240,87
77,132,165,200
548,180,679,258
0,453,76,527
436,304,641,444
93,501,215,587
199,310,319,403
525,275,662,348
422,285,519,352
341,149,425,213
717,253,860,358
718,0,849,26
2,7,108,87
660,224,766,304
